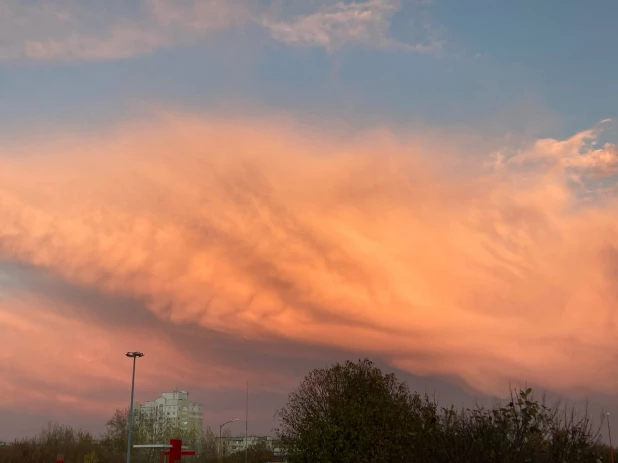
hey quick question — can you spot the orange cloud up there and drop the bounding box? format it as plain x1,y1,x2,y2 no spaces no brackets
0,292,292,417
494,119,618,180
1,111,618,399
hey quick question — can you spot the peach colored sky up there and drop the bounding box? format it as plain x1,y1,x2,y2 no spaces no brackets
3,0,618,443
1,110,618,438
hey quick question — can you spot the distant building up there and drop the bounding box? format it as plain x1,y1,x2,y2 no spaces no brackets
136,390,203,436
221,435,276,454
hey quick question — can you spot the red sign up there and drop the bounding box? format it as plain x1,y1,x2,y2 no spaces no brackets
164,439,196,463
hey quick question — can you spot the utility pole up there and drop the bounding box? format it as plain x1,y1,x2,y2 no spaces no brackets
219,419,239,463
608,413,614,463
245,381,249,463
125,352,144,463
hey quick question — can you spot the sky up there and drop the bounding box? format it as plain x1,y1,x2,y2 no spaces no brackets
1,0,618,441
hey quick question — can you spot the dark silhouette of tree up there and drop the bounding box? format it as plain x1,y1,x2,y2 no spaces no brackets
224,440,275,463
430,388,604,463
0,422,119,463
275,358,607,463
275,358,438,462
100,407,128,455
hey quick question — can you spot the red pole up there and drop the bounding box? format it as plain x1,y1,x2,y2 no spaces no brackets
170,439,182,463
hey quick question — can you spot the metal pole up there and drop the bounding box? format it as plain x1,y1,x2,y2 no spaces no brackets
127,355,137,463
218,419,238,463
245,381,248,463
608,413,614,463
219,424,222,463
125,352,143,463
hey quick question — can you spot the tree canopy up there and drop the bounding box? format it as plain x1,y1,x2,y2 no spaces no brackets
276,358,438,462
276,358,608,463
0,412,274,463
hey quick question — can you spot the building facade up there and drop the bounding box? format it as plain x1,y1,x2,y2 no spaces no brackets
137,390,203,436
221,436,287,462
222,435,276,454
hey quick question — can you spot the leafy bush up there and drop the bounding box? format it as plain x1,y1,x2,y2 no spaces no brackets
276,358,608,463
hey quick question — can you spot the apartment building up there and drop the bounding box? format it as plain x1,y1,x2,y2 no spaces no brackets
137,390,203,435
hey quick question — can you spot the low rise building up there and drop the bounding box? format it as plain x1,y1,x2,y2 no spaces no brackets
222,435,276,454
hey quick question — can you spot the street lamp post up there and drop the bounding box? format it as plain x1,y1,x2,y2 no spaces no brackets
608,413,614,463
219,418,239,463
125,351,144,463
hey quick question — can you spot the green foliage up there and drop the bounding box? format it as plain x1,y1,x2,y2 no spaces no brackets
429,387,604,463
0,422,116,463
276,358,609,463
198,426,219,461
223,440,275,463
276,358,439,463
0,410,218,463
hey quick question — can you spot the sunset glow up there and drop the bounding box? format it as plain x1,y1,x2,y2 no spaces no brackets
1,0,618,442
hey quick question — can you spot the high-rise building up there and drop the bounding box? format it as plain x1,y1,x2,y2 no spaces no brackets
137,390,203,435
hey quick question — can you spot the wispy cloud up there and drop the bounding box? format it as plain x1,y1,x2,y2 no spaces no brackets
0,0,442,62
262,0,441,53
492,119,618,188
0,0,250,62
1,110,618,401
0,287,296,421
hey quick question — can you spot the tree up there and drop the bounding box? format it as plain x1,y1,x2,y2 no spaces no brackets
101,407,203,463
197,426,219,461
412,387,604,463
275,359,608,463
224,440,275,463
275,358,437,463
101,408,128,454
84,450,100,463
0,422,113,463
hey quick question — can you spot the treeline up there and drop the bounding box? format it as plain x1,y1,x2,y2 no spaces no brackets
276,359,613,463
0,409,274,463
1,358,614,462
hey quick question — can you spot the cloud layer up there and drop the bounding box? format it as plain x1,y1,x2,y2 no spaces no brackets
0,0,441,62
0,290,296,411
0,0,250,61
1,111,618,411
263,0,441,53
